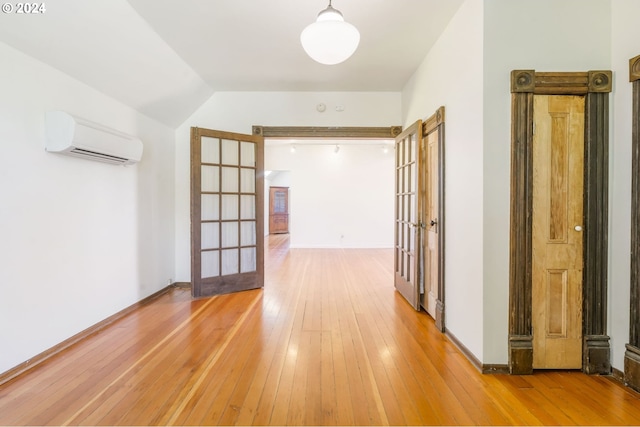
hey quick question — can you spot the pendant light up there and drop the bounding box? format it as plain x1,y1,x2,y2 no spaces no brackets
300,0,360,65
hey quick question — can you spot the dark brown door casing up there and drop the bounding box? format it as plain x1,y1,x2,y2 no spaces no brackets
420,107,446,331
626,54,640,392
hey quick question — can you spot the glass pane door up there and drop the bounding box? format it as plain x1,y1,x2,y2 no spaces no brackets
394,120,422,310
191,128,264,298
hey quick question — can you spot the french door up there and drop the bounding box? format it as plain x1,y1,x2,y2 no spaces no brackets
421,107,445,331
190,127,264,298
394,120,423,310
395,110,446,324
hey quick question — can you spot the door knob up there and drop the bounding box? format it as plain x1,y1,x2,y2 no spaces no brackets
430,219,438,226
574,225,583,231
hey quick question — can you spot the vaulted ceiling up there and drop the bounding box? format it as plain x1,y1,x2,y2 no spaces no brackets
0,0,464,127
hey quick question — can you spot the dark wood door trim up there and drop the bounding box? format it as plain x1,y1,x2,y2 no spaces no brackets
508,86,534,374
509,70,612,375
422,106,446,331
627,54,640,392
253,125,402,139
582,87,611,374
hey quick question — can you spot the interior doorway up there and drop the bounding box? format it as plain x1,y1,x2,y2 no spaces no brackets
508,69,612,375
393,107,445,331
257,126,399,250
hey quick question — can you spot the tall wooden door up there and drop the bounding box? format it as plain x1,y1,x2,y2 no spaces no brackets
424,126,440,320
532,95,584,368
394,120,423,310
190,127,264,298
269,186,289,234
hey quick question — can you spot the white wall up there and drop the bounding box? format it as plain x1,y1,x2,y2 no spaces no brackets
401,0,485,360
0,42,175,374
402,0,621,366
175,92,402,281
610,0,640,371
264,142,394,248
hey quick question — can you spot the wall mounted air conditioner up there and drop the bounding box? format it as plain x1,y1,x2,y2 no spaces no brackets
45,111,143,165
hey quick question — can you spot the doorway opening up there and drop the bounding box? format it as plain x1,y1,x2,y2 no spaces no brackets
258,126,400,250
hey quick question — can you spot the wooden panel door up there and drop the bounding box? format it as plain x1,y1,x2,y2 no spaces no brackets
269,186,289,234
394,120,423,310
424,127,439,319
532,95,584,368
419,107,445,331
190,127,264,298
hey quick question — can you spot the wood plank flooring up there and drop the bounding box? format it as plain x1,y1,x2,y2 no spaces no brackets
1,234,640,425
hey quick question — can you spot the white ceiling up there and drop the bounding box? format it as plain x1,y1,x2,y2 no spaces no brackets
0,0,464,127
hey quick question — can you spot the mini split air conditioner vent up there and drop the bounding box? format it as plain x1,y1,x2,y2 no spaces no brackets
45,111,143,165
68,148,131,164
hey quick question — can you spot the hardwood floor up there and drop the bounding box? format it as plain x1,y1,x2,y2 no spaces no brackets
1,234,640,425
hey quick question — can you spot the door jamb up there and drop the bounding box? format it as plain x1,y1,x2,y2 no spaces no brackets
421,107,446,331
508,70,612,375
626,55,640,391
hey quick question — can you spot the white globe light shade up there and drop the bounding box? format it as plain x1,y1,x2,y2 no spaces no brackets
300,8,360,65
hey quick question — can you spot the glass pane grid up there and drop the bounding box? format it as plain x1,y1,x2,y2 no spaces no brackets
241,220,257,246
201,250,220,279
201,137,220,164
201,165,220,192
197,134,261,283
221,222,239,248
221,167,239,192
201,194,220,221
241,168,255,193
240,141,256,167
222,249,239,275
201,222,220,249
241,247,256,273
221,195,239,220
241,195,256,219
222,139,239,165
394,132,419,279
